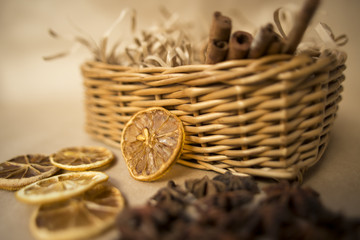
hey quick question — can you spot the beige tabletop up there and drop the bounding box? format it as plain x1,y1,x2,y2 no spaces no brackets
1,0,360,239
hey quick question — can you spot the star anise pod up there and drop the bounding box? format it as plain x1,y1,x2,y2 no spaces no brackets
182,223,238,240
262,180,291,200
219,204,260,239
117,205,170,240
148,180,192,216
213,171,259,193
263,181,325,219
185,175,226,199
200,190,254,212
288,183,323,219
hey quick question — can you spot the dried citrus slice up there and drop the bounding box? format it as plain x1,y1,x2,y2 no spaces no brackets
30,183,124,240
49,146,114,171
0,154,59,191
15,171,108,204
121,107,184,181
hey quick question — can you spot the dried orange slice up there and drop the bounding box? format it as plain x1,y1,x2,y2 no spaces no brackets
30,183,124,240
49,146,114,171
0,154,59,191
16,171,108,204
121,107,184,181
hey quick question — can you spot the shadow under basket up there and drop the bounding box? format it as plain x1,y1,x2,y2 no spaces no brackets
82,50,346,181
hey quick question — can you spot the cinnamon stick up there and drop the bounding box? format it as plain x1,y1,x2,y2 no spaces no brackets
209,11,232,41
266,34,284,55
248,23,275,59
282,0,321,54
205,39,229,64
226,31,253,60
205,11,232,64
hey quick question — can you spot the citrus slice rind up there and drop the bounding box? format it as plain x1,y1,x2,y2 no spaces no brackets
0,154,59,191
49,146,114,171
15,171,109,204
30,183,125,240
121,107,185,181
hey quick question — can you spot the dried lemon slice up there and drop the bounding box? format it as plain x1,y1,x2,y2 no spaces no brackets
30,183,124,240
121,107,184,181
49,146,114,171
16,171,108,204
0,154,59,191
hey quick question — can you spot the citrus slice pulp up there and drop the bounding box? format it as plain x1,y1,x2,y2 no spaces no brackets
0,154,59,191
16,171,109,204
49,146,114,171
30,183,124,240
121,107,185,181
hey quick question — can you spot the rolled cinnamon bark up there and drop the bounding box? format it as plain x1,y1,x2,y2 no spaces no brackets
226,31,253,60
282,0,321,54
205,11,232,64
266,34,284,55
248,23,275,59
205,39,229,64
209,11,232,41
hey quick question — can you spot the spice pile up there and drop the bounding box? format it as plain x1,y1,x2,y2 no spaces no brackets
117,172,360,240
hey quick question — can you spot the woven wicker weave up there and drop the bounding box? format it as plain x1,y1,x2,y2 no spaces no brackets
82,50,346,180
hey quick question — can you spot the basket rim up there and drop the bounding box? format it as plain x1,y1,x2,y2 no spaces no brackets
81,49,346,72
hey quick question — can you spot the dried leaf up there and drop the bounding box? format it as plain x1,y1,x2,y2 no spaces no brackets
44,8,199,67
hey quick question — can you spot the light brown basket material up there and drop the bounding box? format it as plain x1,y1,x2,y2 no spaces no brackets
82,51,346,180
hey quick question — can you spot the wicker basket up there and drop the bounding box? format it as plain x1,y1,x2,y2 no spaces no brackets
82,50,346,180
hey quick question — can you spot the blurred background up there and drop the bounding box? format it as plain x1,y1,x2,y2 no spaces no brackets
1,0,358,105
0,1,359,239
